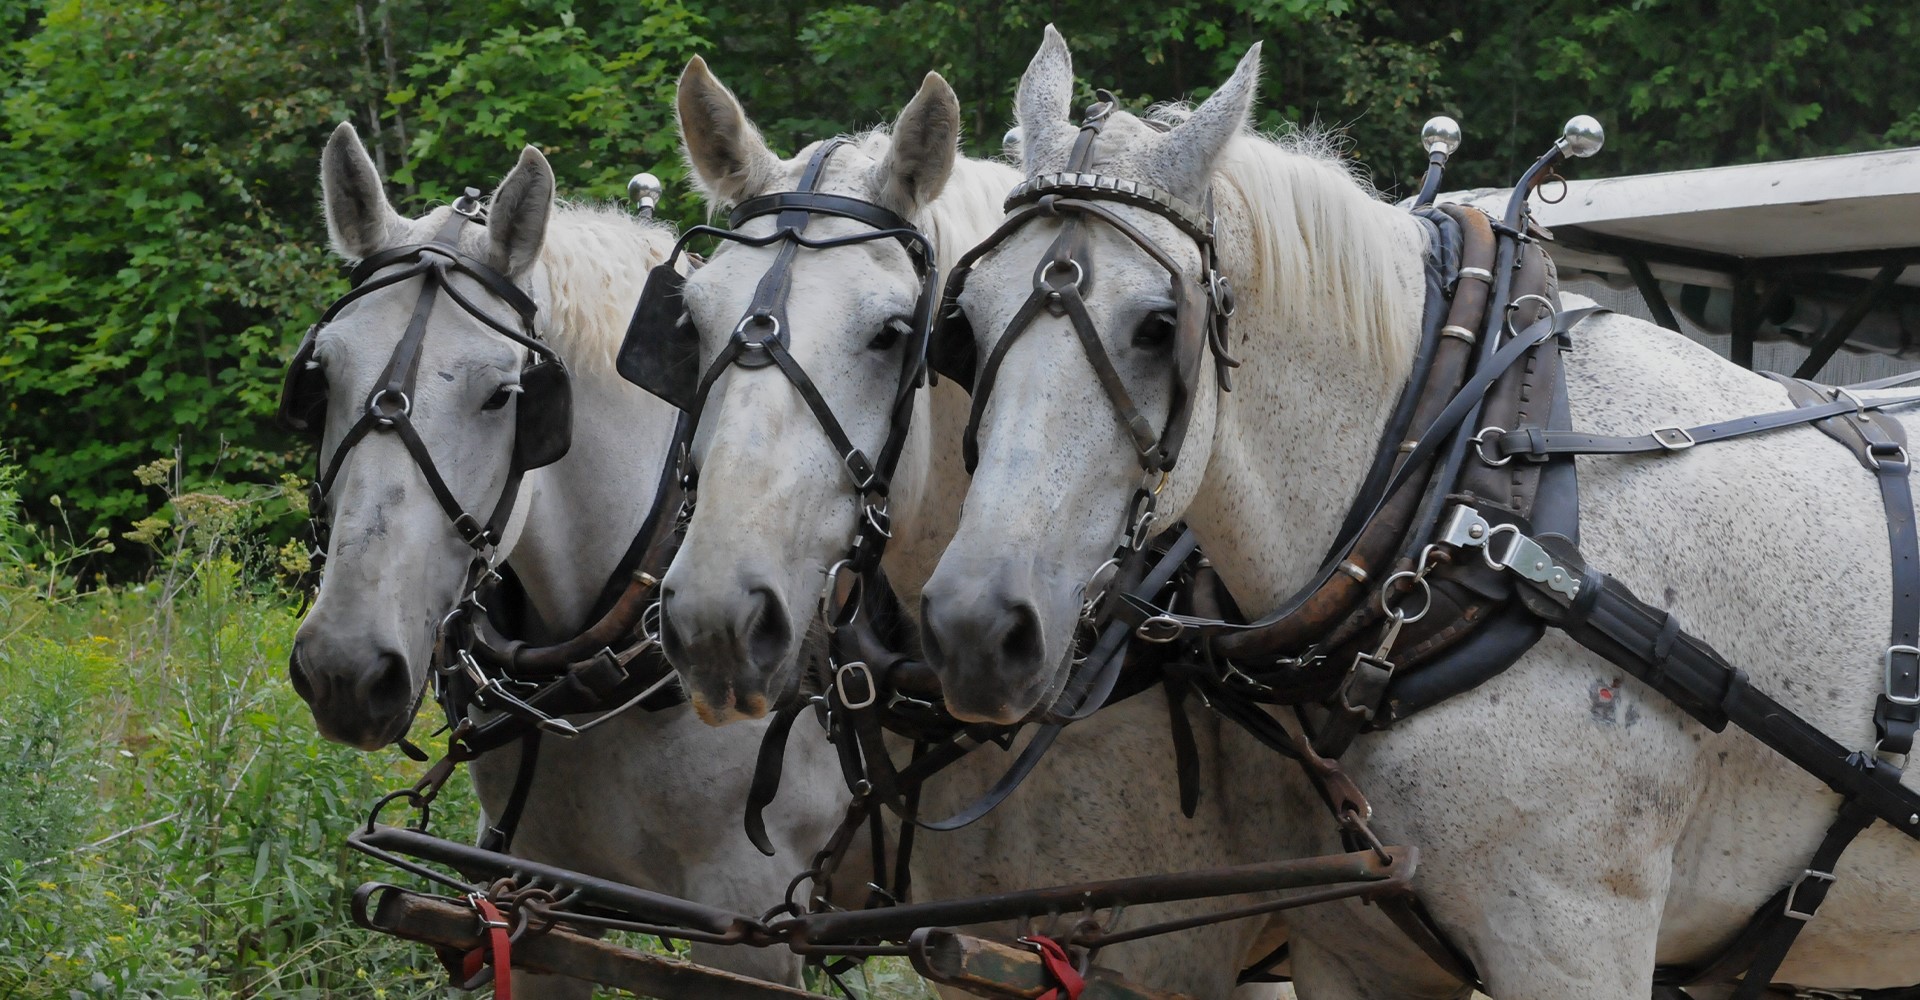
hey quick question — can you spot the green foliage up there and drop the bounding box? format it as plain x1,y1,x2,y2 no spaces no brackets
0,461,476,998
2,0,1917,581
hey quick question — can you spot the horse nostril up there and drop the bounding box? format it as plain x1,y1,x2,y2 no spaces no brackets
288,646,317,704
658,587,694,667
920,595,947,666
1000,602,1044,666
365,651,414,715
744,587,791,674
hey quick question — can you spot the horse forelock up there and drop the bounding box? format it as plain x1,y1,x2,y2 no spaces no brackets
527,201,676,376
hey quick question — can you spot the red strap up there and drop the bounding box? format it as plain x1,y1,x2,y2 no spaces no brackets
1028,936,1085,1000
459,895,513,1000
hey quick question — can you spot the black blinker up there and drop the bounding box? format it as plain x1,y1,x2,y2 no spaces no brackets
616,263,700,412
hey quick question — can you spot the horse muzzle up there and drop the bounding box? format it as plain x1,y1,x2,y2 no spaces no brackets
288,638,420,750
657,571,796,725
920,557,1078,724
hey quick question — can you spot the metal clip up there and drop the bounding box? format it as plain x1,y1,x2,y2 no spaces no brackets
1483,523,1581,599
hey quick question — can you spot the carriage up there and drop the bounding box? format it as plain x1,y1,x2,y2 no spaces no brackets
292,33,1920,1000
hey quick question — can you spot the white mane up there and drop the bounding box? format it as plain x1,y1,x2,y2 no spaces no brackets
530,202,677,376
1145,110,1424,377
840,130,1023,270
915,154,1023,270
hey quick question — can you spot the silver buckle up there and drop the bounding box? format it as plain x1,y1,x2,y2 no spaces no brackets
1885,645,1920,706
1650,426,1695,451
834,660,878,710
1783,868,1836,921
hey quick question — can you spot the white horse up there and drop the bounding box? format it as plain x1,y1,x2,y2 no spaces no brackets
289,122,848,993
923,26,1920,1000
660,57,1291,1000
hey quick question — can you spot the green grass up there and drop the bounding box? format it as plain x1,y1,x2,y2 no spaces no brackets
0,460,936,1000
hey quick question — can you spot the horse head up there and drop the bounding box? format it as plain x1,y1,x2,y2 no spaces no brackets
919,28,1262,723
288,122,563,749
653,57,983,724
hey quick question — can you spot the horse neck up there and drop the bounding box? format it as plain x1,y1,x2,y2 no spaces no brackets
879,156,1023,604
500,215,679,640
1187,180,1429,613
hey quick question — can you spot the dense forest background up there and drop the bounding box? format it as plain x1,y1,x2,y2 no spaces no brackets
3,0,1917,574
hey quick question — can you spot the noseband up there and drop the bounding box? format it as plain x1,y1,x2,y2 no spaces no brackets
617,137,941,592
282,190,569,576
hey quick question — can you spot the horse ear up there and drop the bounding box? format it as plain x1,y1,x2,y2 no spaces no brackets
487,146,554,278
321,122,405,260
677,55,781,206
1014,25,1075,173
874,71,960,218
1157,43,1263,193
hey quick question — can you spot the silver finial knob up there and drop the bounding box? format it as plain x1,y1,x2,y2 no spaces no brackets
1559,115,1604,158
1421,116,1461,156
628,172,663,217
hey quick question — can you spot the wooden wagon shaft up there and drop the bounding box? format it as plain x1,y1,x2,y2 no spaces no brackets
356,886,831,1000
911,929,1196,1000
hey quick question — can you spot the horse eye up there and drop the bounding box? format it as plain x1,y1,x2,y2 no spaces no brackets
868,318,912,351
481,384,521,411
1132,312,1176,349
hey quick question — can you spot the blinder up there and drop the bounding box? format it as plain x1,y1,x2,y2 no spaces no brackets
617,264,696,412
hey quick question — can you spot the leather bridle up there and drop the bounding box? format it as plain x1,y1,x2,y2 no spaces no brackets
619,138,940,603
282,191,569,577
935,100,1238,598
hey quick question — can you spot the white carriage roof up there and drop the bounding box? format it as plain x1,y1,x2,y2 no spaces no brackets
1437,145,1920,289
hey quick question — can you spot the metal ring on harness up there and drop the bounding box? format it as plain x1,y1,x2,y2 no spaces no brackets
1473,426,1513,467
367,388,412,423
1036,257,1084,293
1379,570,1433,624
1136,615,1185,643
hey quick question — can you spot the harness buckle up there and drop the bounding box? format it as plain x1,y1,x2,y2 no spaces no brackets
834,660,878,711
1650,425,1696,451
1867,443,1909,472
1783,867,1836,921
1884,645,1920,706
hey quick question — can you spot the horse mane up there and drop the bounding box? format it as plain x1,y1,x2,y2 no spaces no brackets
526,201,676,376
841,130,1023,271
1144,108,1424,377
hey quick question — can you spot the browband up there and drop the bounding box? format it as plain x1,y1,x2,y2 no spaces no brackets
1006,171,1214,245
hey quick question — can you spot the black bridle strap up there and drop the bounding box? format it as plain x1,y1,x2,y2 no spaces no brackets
310,205,551,555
